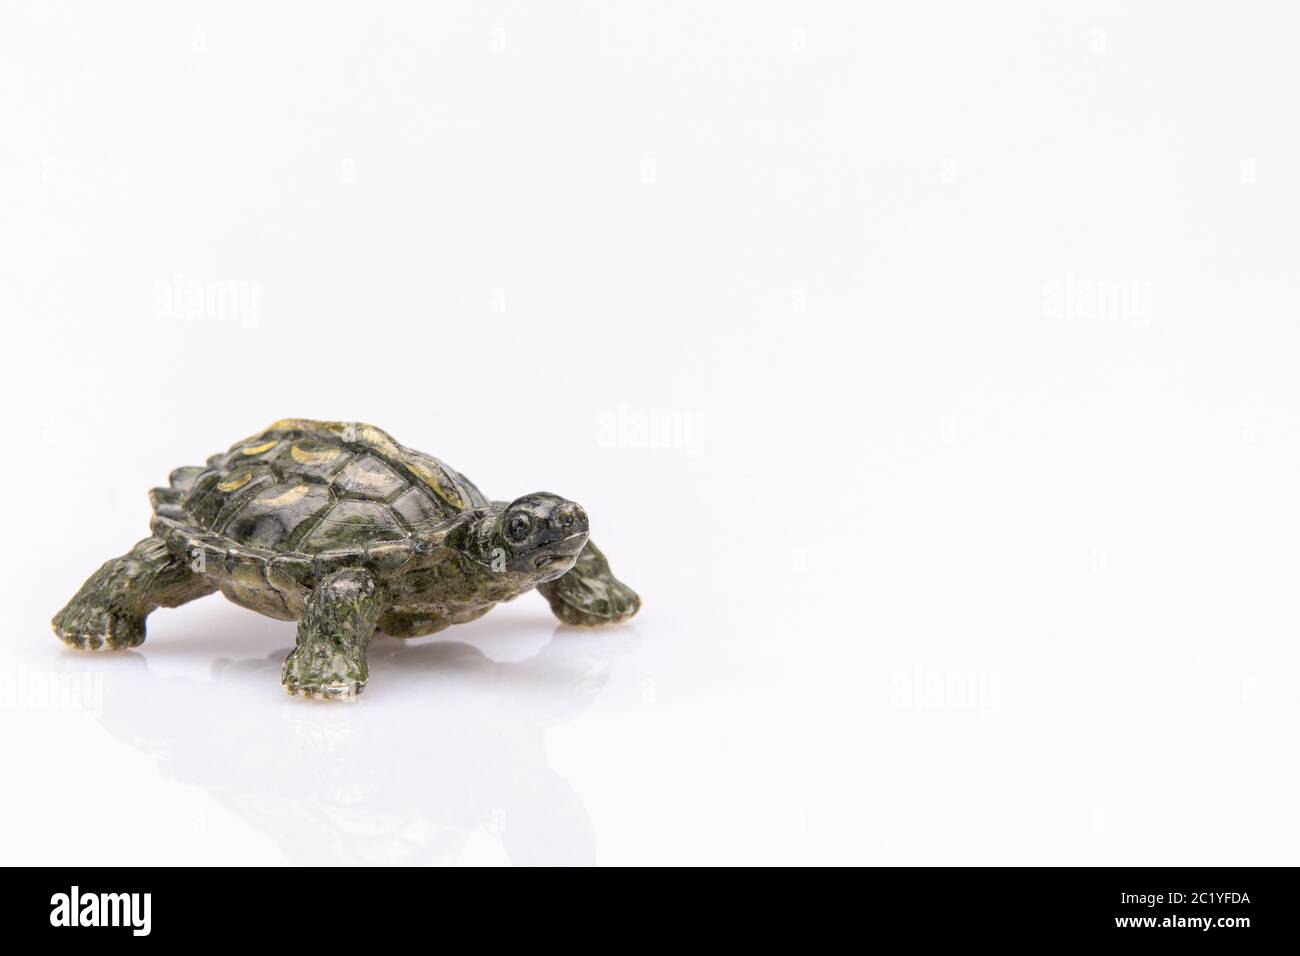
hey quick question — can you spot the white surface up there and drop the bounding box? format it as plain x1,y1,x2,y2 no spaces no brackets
2,2,1299,865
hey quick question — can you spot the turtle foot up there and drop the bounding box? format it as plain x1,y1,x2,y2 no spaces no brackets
284,681,364,701
52,537,212,652
51,603,145,651
547,575,641,627
540,541,641,627
281,642,368,701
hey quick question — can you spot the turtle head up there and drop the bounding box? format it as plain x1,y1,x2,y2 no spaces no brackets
467,493,589,583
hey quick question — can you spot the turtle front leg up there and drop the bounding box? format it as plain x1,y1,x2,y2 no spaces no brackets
53,536,216,650
282,568,382,700
537,540,641,627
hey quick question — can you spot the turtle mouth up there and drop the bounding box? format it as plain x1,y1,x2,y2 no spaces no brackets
531,533,588,570
532,550,580,570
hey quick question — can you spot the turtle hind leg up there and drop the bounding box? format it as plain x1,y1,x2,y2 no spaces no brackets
537,539,641,627
52,536,216,650
282,568,382,700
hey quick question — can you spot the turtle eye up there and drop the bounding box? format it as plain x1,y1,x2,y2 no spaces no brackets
505,514,530,543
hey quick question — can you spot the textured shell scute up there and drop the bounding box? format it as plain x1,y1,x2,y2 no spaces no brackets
311,549,366,579
188,533,229,567
365,540,416,575
299,499,407,552
168,465,205,491
152,500,188,522
267,553,314,588
334,455,408,501
224,544,278,574
221,480,336,551
149,421,487,573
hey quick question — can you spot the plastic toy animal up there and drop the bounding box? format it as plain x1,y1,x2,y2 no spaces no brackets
53,419,640,698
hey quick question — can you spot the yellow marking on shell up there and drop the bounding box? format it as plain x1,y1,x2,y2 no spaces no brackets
258,484,310,507
407,460,466,510
323,422,402,457
262,419,399,451
349,469,396,490
217,472,253,493
291,443,343,466
258,420,464,508
264,418,305,432
240,440,278,456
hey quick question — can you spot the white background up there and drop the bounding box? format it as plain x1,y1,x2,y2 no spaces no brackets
2,2,1298,865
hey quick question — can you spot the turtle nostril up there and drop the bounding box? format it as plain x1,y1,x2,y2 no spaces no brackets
552,504,587,533
556,504,582,529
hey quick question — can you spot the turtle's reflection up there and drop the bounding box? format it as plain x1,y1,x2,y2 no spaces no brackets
90,622,634,865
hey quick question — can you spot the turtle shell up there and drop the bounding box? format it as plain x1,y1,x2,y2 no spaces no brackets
148,420,489,617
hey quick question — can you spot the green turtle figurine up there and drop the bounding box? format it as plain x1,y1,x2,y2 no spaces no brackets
52,419,640,699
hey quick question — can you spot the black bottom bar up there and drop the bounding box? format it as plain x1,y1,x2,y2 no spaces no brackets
4,867,1291,943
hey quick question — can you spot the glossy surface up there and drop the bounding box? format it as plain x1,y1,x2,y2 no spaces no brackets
9,3,1299,867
